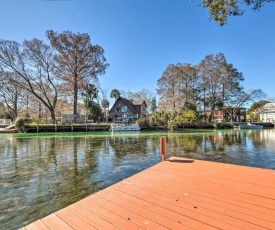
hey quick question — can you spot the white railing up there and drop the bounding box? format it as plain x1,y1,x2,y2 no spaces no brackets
0,119,12,125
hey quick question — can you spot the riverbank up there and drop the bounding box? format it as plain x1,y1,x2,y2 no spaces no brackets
0,128,17,133
0,122,274,133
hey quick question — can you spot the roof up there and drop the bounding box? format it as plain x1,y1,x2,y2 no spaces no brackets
262,103,275,112
132,100,147,107
111,97,139,114
263,103,275,108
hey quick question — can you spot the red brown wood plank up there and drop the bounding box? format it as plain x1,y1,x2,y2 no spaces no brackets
23,157,275,230
152,165,275,192
87,194,169,229
96,189,197,230
132,165,275,214
97,187,220,230
124,176,275,226
78,197,145,230
55,208,97,229
42,213,74,229
129,173,275,211
141,160,275,191
68,203,120,229
112,178,274,230
151,162,275,198
108,183,260,230
25,220,50,230
132,171,275,212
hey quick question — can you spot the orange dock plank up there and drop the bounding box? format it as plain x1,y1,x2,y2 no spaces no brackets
22,157,275,230
25,220,50,230
79,197,144,229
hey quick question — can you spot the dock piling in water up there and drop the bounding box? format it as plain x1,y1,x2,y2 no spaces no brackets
160,136,166,161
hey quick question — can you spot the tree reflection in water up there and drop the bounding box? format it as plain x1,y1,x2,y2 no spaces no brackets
0,129,275,229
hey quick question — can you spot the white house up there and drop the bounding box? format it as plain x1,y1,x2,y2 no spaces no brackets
260,103,275,122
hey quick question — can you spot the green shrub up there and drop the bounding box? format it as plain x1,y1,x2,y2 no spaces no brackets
14,117,33,132
137,118,150,126
168,120,177,131
150,110,174,127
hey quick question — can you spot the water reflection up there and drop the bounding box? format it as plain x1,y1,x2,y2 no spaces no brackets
0,129,275,229
166,129,275,168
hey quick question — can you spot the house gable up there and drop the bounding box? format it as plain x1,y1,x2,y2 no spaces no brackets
109,97,147,119
260,103,275,122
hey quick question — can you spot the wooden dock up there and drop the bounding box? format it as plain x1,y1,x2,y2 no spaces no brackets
22,157,275,229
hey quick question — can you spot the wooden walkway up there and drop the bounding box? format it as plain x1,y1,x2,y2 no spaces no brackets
22,157,275,230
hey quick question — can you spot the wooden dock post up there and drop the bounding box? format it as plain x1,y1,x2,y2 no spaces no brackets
160,136,166,161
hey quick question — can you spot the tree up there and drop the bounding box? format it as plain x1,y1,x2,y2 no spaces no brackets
201,0,274,26
247,100,270,121
101,98,109,110
249,100,270,110
150,110,175,128
96,84,108,104
47,30,108,123
197,53,243,121
157,64,180,113
175,63,199,109
0,78,22,120
224,89,266,121
83,84,98,105
110,89,121,100
198,53,224,117
120,89,132,99
0,101,6,118
151,96,157,113
88,101,102,122
128,88,155,111
0,38,59,123
157,63,200,113
82,83,98,121
101,98,109,121
176,109,197,124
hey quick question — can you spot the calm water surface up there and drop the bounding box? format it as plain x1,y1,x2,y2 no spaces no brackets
1,129,275,229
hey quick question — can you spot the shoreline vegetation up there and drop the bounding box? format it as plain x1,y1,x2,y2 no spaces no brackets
1,122,274,133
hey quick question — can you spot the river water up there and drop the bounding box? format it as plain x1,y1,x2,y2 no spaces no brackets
1,129,275,229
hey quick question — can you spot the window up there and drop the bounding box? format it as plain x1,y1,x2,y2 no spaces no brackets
121,106,127,112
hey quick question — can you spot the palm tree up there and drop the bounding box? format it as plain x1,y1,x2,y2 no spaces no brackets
101,98,109,121
110,89,121,100
82,84,98,120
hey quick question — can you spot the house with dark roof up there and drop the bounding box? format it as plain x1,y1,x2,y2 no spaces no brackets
108,97,147,120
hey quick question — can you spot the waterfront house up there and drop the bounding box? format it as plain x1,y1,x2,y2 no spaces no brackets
201,106,247,122
109,97,147,121
259,103,275,122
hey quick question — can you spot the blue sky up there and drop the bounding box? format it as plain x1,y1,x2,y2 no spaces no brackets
1,0,275,103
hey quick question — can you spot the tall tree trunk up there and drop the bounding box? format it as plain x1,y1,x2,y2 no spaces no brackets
26,94,29,117
50,110,56,124
39,103,42,118
13,89,18,119
73,76,78,123
203,89,206,121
